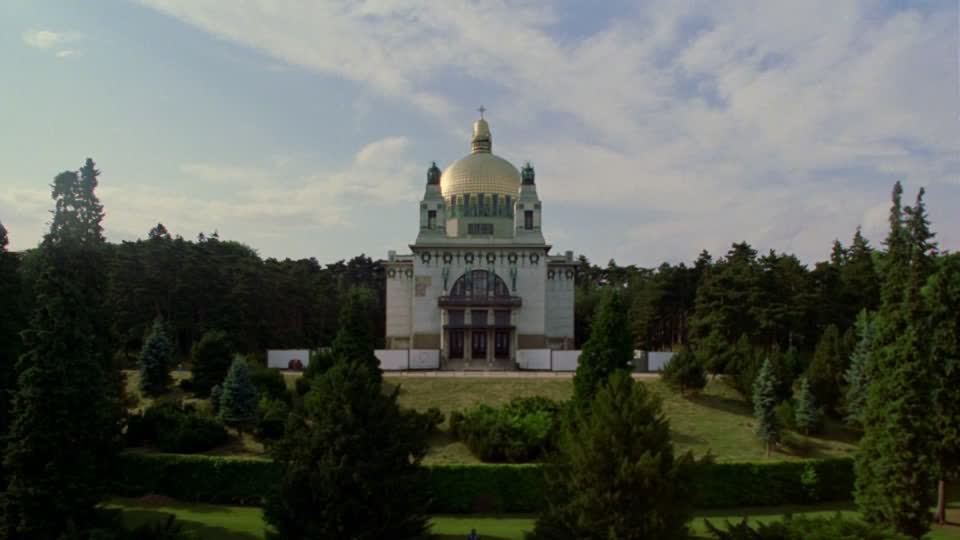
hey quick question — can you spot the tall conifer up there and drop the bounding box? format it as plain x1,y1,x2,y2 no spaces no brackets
573,288,633,403
752,358,780,456
2,164,120,539
855,183,938,537
844,309,876,427
794,376,820,435
926,254,960,523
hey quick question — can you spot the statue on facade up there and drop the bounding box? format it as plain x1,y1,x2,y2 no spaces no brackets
521,162,535,185
427,161,441,185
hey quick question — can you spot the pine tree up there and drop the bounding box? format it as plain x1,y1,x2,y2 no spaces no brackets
218,356,258,433
531,372,694,539
264,361,430,539
661,348,707,396
794,376,820,435
1,165,121,539
139,316,174,397
331,286,381,381
855,183,938,538
573,288,634,403
752,358,780,457
190,329,233,396
807,324,843,414
844,310,876,427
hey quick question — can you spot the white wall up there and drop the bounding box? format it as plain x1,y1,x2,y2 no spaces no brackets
385,262,414,345
647,351,674,372
375,349,409,371
550,350,580,371
267,349,310,369
409,349,440,369
516,348,551,370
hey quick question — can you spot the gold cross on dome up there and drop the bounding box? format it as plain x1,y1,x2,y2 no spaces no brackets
477,105,486,119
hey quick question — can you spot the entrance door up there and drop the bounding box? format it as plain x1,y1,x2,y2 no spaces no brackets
449,330,464,359
494,331,510,359
471,331,487,359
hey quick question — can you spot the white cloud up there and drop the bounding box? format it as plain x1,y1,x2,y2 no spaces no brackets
22,29,64,49
23,29,83,57
130,1,960,263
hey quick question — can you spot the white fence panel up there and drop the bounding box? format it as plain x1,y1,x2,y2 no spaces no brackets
551,350,581,372
517,349,551,370
647,351,674,372
267,349,310,370
375,349,409,371
409,349,440,370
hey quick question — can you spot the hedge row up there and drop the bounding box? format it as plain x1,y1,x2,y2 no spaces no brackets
115,452,854,512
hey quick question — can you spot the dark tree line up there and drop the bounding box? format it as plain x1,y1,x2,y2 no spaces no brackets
13,225,386,363
575,227,880,358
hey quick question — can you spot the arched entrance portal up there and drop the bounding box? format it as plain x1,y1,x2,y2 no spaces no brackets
439,269,521,368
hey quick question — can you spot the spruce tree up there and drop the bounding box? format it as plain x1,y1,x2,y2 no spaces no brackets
219,356,258,433
1,165,120,539
331,286,381,381
794,376,820,435
752,358,780,457
531,372,694,539
925,254,960,524
661,348,706,396
844,309,876,427
573,288,634,403
264,361,430,539
807,324,843,414
138,316,174,397
190,329,233,396
855,183,938,538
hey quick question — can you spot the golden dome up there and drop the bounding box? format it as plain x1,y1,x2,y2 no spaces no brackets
440,153,521,198
440,113,520,197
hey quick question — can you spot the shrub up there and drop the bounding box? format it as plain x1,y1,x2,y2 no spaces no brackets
451,397,561,463
703,514,911,540
114,453,856,512
249,363,290,404
662,348,707,395
776,399,797,432
126,402,228,454
255,397,289,441
190,330,233,397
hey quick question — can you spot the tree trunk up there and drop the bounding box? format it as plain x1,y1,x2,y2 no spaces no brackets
766,442,771,458
935,479,946,524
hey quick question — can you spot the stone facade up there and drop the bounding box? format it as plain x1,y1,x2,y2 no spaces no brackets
384,114,575,368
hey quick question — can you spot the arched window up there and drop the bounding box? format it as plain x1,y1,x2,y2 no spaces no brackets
449,270,510,298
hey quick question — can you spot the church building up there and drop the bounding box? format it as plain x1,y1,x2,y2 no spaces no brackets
384,111,576,369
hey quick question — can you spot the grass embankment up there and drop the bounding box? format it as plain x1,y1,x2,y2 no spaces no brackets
109,497,960,540
123,371,858,463
385,376,857,464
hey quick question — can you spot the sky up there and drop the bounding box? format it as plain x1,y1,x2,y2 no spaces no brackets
1,0,957,267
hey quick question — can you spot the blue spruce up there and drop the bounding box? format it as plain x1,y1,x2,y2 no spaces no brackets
139,316,174,397
752,358,781,457
219,356,258,432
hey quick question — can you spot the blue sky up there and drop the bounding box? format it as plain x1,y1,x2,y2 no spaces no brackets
1,0,957,266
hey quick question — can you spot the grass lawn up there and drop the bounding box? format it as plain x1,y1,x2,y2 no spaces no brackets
386,376,858,463
124,370,857,463
108,497,960,539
